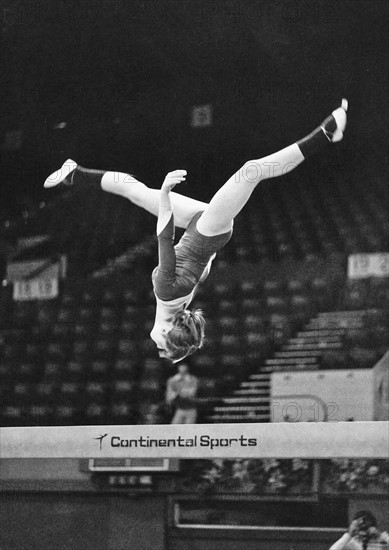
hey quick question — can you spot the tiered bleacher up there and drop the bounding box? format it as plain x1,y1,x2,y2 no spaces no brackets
207,308,388,423
0,175,388,427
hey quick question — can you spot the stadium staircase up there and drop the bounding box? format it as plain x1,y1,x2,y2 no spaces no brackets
206,309,387,423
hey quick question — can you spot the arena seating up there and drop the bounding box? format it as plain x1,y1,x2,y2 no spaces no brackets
2,187,153,278
0,172,388,427
1,258,387,427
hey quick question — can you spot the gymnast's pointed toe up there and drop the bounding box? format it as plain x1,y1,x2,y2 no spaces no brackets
43,159,77,188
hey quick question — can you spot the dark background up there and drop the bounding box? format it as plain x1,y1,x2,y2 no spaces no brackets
1,0,388,217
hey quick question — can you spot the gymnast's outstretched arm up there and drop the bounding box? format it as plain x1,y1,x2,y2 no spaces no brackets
153,171,187,298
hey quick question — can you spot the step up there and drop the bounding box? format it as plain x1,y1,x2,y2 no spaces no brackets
289,336,342,344
223,397,270,404
235,386,270,393
240,381,270,388
214,405,270,412
308,321,364,329
266,357,318,365
283,343,342,351
317,310,369,318
274,350,321,358
261,364,319,373
302,325,347,332
210,408,271,416
207,414,270,422
235,386,269,393
234,389,271,396
308,324,363,332
244,373,271,380
249,373,280,380
297,330,345,338
248,374,271,383
291,336,343,344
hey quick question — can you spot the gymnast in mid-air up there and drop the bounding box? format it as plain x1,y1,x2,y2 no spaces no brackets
44,99,348,363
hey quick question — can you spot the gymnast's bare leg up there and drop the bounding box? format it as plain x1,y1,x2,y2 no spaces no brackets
44,100,347,232
197,99,348,236
44,164,207,229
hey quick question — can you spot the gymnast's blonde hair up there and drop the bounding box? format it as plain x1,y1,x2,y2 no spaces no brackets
164,309,205,362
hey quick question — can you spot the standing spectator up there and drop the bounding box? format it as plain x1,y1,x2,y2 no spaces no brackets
329,510,389,550
166,363,198,424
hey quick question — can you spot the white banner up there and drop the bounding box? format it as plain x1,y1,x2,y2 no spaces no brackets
13,277,59,301
7,255,67,282
348,253,389,279
0,421,387,459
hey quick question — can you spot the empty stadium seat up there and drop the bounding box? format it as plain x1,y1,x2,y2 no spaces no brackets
12,382,31,403
266,295,288,313
27,404,52,425
263,280,284,294
348,346,380,368
1,405,24,426
57,307,74,323
113,359,137,377
37,304,57,327
243,314,265,331
46,342,66,361
218,299,237,313
73,322,92,338
241,298,262,313
43,362,62,379
89,360,110,378
83,402,107,423
85,381,107,400
51,323,72,340
112,378,134,392
99,321,117,335
59,382,83,402
54,403,79,423
109,402,134,423
220,333,240,350
239,281,259,296
213,282,232,297
100,307,117,321
321,349,348,369
93,338,115,358
218,316,239,330
36,382,57,402
191,354,214,370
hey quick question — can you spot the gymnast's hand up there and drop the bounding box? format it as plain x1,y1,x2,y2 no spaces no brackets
161,170,187,192
349,519,362,537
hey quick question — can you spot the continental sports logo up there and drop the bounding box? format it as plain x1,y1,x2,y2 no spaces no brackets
93,433,258,450
93,433,109,450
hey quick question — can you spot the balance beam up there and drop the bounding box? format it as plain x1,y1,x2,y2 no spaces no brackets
0,421,387,459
